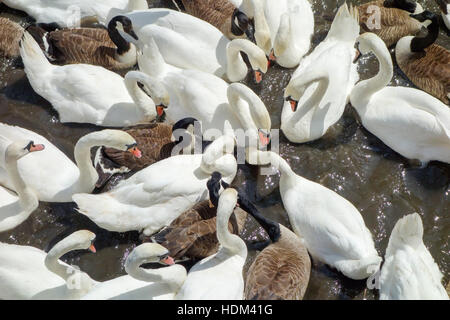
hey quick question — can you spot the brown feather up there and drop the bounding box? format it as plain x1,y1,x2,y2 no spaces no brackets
397,44,450,104
0,18,24,58
245,225,311,300
358,1,422,47
181,0,243,39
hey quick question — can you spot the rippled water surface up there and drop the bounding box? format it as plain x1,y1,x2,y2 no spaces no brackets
0,0,448,300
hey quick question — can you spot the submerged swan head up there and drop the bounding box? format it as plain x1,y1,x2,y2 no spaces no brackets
125,243,175,270
4,140,45,162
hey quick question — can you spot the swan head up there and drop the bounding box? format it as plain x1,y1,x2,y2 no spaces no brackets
217,188,238,221
356,33,383,57
247,45,268,84
284,83,303,112
51,230,97,255
94,130,142,159
4,140,45,162
125,243,175,272
207,171,230,208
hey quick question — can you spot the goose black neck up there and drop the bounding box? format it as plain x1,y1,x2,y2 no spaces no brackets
207,172,223,207
383,0,416,13
108,16,131,55
237,191,281,243
172,117,201,145
411,15,439,52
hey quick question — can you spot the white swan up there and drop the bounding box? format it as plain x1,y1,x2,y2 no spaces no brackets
350,32,450,165
380,213,449,300
175,188,247,300
250,0,314,68
0,230,97,299
281,3,359,143
248,150,381,280
0,123,141,203
20,32,168,127
82,243,187,300
116,8,267,82
137,40,271,146
0,137,44,232
1,0,143,27
73,135,237,236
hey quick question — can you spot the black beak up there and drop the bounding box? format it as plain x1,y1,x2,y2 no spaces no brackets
245,24,256,44
128,29,139,41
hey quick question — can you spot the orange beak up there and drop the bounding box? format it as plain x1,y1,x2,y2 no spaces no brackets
88,244,96,253
30,144,45,152
353,49,361,63
290,100,298,112
128,147,142,158
161,256,175,265
269,49,276,62
156,105,165,117
259,131,270,147
254,71,263,84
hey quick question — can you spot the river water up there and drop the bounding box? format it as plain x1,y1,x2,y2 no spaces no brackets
0,0,448,300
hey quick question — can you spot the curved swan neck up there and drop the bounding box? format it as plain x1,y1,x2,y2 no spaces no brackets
273,13,292,58
4,154,37,211
227,84,270,131
45,241,80,281
226,40,251,82
353,37,393,105
251,0,272,54
216,191,247,258
126,261,186,290
124,71,159,119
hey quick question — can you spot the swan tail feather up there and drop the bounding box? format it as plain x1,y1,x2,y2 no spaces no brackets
20,31,52,76
388,213,424,249
327,2,360,42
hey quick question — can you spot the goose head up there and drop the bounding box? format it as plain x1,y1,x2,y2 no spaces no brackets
383,0,423,14
5,140,45,162
231,9,255,42
108,16,138,65
207,171,230,208
125,243,175,270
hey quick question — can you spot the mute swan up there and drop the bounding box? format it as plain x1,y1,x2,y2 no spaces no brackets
73,135,237,236
357,0,423,47
2,0,145,27
240,194,311,300
116,8,267,83
396,11,450,105
0,123,141,203
248,150,381,280
0,138,44,232
251,0,314,68
380,213,449,300
20,32,167,127
175,188,247,300
350,32,450,165
28,16,139,71
179,0,255,40
95,118,199,188
153,171,248,260
82,243,187,300
0,18,24,58
281,3,359,143
0,230,97,300
138,40,271,146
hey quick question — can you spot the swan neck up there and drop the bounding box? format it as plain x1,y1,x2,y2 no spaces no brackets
4,155,37,210
217,205,247,258
73,135,103,194
127,262,186,290
45,242,79,281
124,72,157,118
226,41,248,82
127,0,148,11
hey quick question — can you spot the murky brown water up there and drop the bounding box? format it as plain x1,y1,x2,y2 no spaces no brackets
0,0,448,300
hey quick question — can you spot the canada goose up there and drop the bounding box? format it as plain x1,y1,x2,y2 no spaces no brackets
20,33,165,127
94,117,201,188
379,213,449,300
28,16,139,70
0,123,141,203
351,32,450,166
358,0,423,47
0,18,24,58
180,0,254,40
0,138,44,232
152,171,248,260
396,11,450,105
435,0,450,30
241,194,311,300
0,230,97,299
73,135,237,236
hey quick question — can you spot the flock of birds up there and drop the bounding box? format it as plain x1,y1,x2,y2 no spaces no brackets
0,0,449,300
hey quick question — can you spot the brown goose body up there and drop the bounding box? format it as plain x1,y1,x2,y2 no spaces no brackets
0,18,24,58
181,0,244,39
245,225,311,300
397,43,450,104
45,28,134,70
153,200,248,260
358,0,422,47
